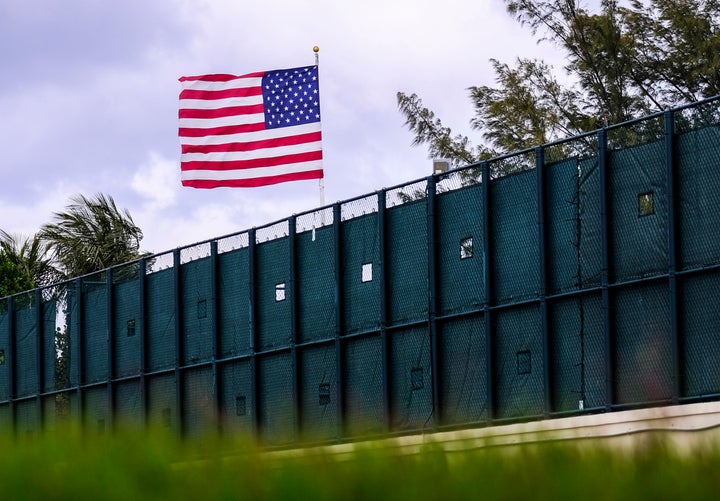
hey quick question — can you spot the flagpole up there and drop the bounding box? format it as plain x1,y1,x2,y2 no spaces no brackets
314,45,326,215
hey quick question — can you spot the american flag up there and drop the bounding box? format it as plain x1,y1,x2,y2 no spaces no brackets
179,65,323,188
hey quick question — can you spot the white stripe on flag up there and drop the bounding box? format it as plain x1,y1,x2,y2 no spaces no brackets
179,113,265,129
181,160,324,181
179,95,264,110
180,122,321,145
181,140,323,162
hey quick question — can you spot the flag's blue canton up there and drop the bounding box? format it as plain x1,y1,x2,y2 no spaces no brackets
262,66,321,130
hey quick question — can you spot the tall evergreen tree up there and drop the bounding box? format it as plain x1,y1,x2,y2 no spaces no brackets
398,0,720,164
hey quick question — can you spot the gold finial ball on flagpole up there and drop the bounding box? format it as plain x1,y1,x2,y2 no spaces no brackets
313,45,320,53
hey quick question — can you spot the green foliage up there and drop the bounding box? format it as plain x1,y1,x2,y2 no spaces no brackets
54,326,71,418
0,252,34,297
624,0,720,106
469,59,583,152
1,193,147,292
396,92,488,166
0,230,61,289
1,428,719,500
38,193,146,281
398,0,720,165
506,0,646,125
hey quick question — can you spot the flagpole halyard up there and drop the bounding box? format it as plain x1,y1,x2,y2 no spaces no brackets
314,45,326,214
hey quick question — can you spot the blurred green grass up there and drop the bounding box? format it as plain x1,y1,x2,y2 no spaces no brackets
2,425,719,500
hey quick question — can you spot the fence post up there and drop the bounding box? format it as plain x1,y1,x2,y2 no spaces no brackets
536,146,552,416
35,288,45,430
482,160,496,422
332,203,345,440
426,175,441,427
209,241,221,433
138,257,148,428
598,129,614,411
7,295,16,435
248,229,260,438
172,249,184,436
378,190,391,433
74,277,84,427
665,110,681,403
106,267,114,433
288,216,301,440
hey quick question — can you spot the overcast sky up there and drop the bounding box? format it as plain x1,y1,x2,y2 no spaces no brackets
0,0,568,255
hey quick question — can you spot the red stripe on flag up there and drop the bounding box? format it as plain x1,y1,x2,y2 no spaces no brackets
179,72,264,82
181,150,322,172
179,122,266,138
181,131,322,154
182,169,324,189
178,104,265,120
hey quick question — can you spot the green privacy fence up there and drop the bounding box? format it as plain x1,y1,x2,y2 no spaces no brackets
3,96,720,444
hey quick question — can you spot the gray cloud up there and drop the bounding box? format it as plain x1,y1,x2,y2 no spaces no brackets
0,0,194,87
0,0,568,254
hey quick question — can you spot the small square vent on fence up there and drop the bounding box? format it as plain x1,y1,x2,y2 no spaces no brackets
460,237,474,259
162,408,172,427
517,350,532,375
361,263,373,283
236,395,247,416
126,319,136,337
275,283,286,302
638,192,655,217
197,299,207,318
411,367,424,390
318,383,331,406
